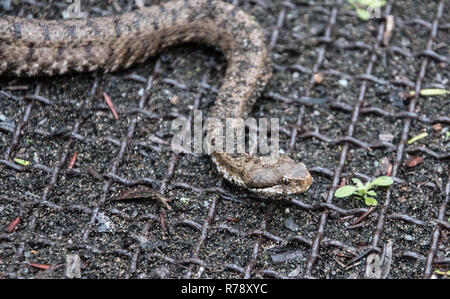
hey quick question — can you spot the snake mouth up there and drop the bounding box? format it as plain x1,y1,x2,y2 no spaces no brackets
250,172,313,196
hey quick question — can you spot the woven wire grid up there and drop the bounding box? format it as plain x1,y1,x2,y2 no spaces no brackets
0,0,449,278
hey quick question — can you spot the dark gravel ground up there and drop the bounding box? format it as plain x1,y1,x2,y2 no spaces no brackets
0,0,449,279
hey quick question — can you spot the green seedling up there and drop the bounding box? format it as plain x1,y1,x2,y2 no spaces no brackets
334,176,394,206
346,0,386,20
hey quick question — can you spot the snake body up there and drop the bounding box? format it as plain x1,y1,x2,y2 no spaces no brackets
0,0,312,195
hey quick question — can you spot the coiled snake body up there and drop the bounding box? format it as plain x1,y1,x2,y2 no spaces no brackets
0,0,312,195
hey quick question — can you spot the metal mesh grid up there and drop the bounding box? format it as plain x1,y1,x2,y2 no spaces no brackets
0,0,448,278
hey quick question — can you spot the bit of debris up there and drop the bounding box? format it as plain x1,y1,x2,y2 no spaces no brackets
226,216,239,223
86,167,103,180
135,0,145,9
179,197,190,204
130,233,167,251
6,216,20,233
111,0,122,12
103,92,119,120
4,85,29,91
112,187,172,211
378,132,394,142
150,266,170,279
383,15,395,46
288,266,302,278
397,196,407,203
377,157,392,176
170,95,179,105
351,207,375,226
271,250,303,264
434,269,450,276
404,235,413,241
313,73,324,84
29,263,51,270
432,123,442,132
365,240,393,278
68,152,78,169
66,254,81,279
338,79,348,87
14,158,30,166
405,155,423,167
284,217,300,232
96,212,116,233
407,132,428,145
409,89,449,96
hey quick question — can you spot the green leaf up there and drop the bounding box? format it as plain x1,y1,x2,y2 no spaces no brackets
367,190,377,196
335,185,357,198
356,8,370,20
14,158,30,166
364,196,378,206
446,131,450,141
370,176,394,186
351,178,364,189
356,0,374,6
407,132,428,145
368,0,386,8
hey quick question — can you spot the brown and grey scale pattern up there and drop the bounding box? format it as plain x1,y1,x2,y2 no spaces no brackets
0,0,312,195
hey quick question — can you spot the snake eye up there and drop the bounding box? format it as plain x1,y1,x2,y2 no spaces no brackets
282,177,290,185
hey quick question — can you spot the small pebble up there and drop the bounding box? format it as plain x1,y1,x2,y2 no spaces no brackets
404,235,413,241
313,73,324,84
0,0,12,11
378,157,391,175
338,79,348,87
401,37,411,47
96,212,116,233
170,96,178,105
379,132,394,142
180,197,190,204
66,254,81,279
432,123,442,132
284,217,300,232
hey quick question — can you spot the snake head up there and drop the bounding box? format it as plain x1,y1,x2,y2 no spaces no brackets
244,157,313,196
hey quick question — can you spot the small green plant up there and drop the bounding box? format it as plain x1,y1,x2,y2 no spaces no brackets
346,0,386,20
334,176,394,206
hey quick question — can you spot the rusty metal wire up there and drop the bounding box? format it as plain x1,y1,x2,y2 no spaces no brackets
0,0,448,279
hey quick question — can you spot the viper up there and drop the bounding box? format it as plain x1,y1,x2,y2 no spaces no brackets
0,0,312,195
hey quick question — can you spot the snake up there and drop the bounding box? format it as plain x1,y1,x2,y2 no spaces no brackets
0,0,312,196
